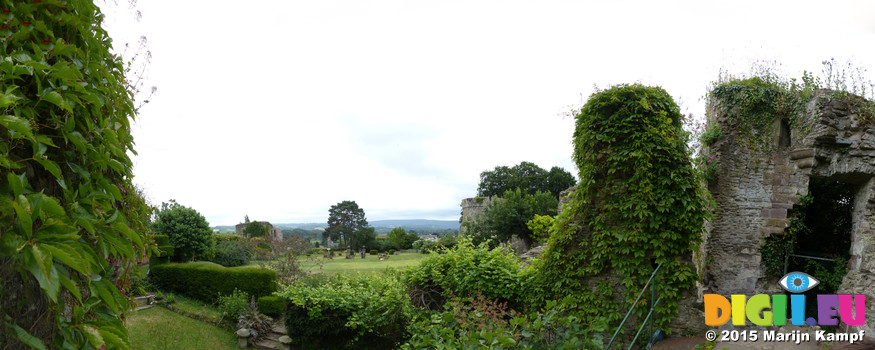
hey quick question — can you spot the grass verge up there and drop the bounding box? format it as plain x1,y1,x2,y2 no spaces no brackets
127,306,237,350
302,251,426,275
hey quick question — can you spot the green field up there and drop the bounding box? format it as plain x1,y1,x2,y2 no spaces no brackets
127,307,236,350
302,251,427,276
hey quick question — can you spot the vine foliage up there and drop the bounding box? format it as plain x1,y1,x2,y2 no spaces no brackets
536,84,710,343
1,1,152,348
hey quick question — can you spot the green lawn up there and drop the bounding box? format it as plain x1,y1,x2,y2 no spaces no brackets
285,251,427,276
127,307,236,350
163,292,223,322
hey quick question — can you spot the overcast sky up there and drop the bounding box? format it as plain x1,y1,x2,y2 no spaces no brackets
99,0,875,226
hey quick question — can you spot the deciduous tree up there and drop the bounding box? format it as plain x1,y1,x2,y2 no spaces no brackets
152,200,215,262
324,200,369,248
387,227,408,250
465,189,558,249
476,162,575,198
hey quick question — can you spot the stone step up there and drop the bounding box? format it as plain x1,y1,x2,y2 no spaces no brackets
271,325,286,334
255,339,280,350
134,304,155,312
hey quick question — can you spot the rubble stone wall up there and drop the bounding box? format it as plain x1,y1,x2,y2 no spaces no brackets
705,90,875,333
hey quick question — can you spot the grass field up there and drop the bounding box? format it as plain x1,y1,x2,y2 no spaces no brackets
127,307,236,350
301,251,427,275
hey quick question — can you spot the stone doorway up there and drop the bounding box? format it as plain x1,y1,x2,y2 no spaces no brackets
786,178,854,280
785,177,856,317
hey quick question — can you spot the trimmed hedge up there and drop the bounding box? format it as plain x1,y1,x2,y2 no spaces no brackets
257,296,287,316
149,262,276,303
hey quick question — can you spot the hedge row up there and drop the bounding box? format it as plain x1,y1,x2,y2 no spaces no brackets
150,262,276,303
257,296,287,316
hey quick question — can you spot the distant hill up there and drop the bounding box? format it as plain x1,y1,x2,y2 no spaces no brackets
214,220,459,235
369,219,459,233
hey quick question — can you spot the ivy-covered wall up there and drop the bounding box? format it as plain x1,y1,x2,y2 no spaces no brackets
703,89,875,334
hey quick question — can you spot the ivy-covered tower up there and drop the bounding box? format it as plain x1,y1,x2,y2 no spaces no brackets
537,84,711,340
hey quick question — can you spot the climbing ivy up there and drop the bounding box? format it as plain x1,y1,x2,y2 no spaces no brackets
708,73,818,154
0,1,153,349
535,84,710,343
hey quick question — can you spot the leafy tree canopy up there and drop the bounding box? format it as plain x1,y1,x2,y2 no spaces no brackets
152,200,215,262
324,200,369,248
476,162,575,198
465,188,558,249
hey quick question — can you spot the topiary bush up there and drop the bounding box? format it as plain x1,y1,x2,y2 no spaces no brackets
151,234,174,265
149,262,276,304
370,249,378,255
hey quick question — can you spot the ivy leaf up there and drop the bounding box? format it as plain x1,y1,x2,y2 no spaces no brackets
0,88,22,107
7,172,25,197
43,243,90,276
35,157,62,180
57,267,83,302
9,324,47,350
42,91,71,112
0,114,34,139
30,193,65,217
80,324,106,350
11,52,32,62
12,196,33,238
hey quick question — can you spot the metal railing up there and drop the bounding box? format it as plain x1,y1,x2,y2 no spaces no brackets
605,263,663,350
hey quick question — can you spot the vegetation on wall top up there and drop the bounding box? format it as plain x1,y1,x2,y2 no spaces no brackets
704,59,875,155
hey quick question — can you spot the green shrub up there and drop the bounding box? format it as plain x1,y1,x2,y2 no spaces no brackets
217,289,249,323
388,249,396,255
150,262,276,304
215,234,243,242
279,273,409,348
213,239,252,267
369,249,378,255
257,296,287,316
403,236,532,310
402,295,593,349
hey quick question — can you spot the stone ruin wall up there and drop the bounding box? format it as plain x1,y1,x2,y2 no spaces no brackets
235,220,284,241
459,196,495,234
704,90,875,333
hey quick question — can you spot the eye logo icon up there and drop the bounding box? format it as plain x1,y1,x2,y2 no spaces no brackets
779,272,819,293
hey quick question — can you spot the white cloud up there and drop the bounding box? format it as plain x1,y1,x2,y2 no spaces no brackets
102,0,875,225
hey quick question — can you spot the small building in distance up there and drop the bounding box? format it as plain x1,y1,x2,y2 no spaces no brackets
235,216,283,241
